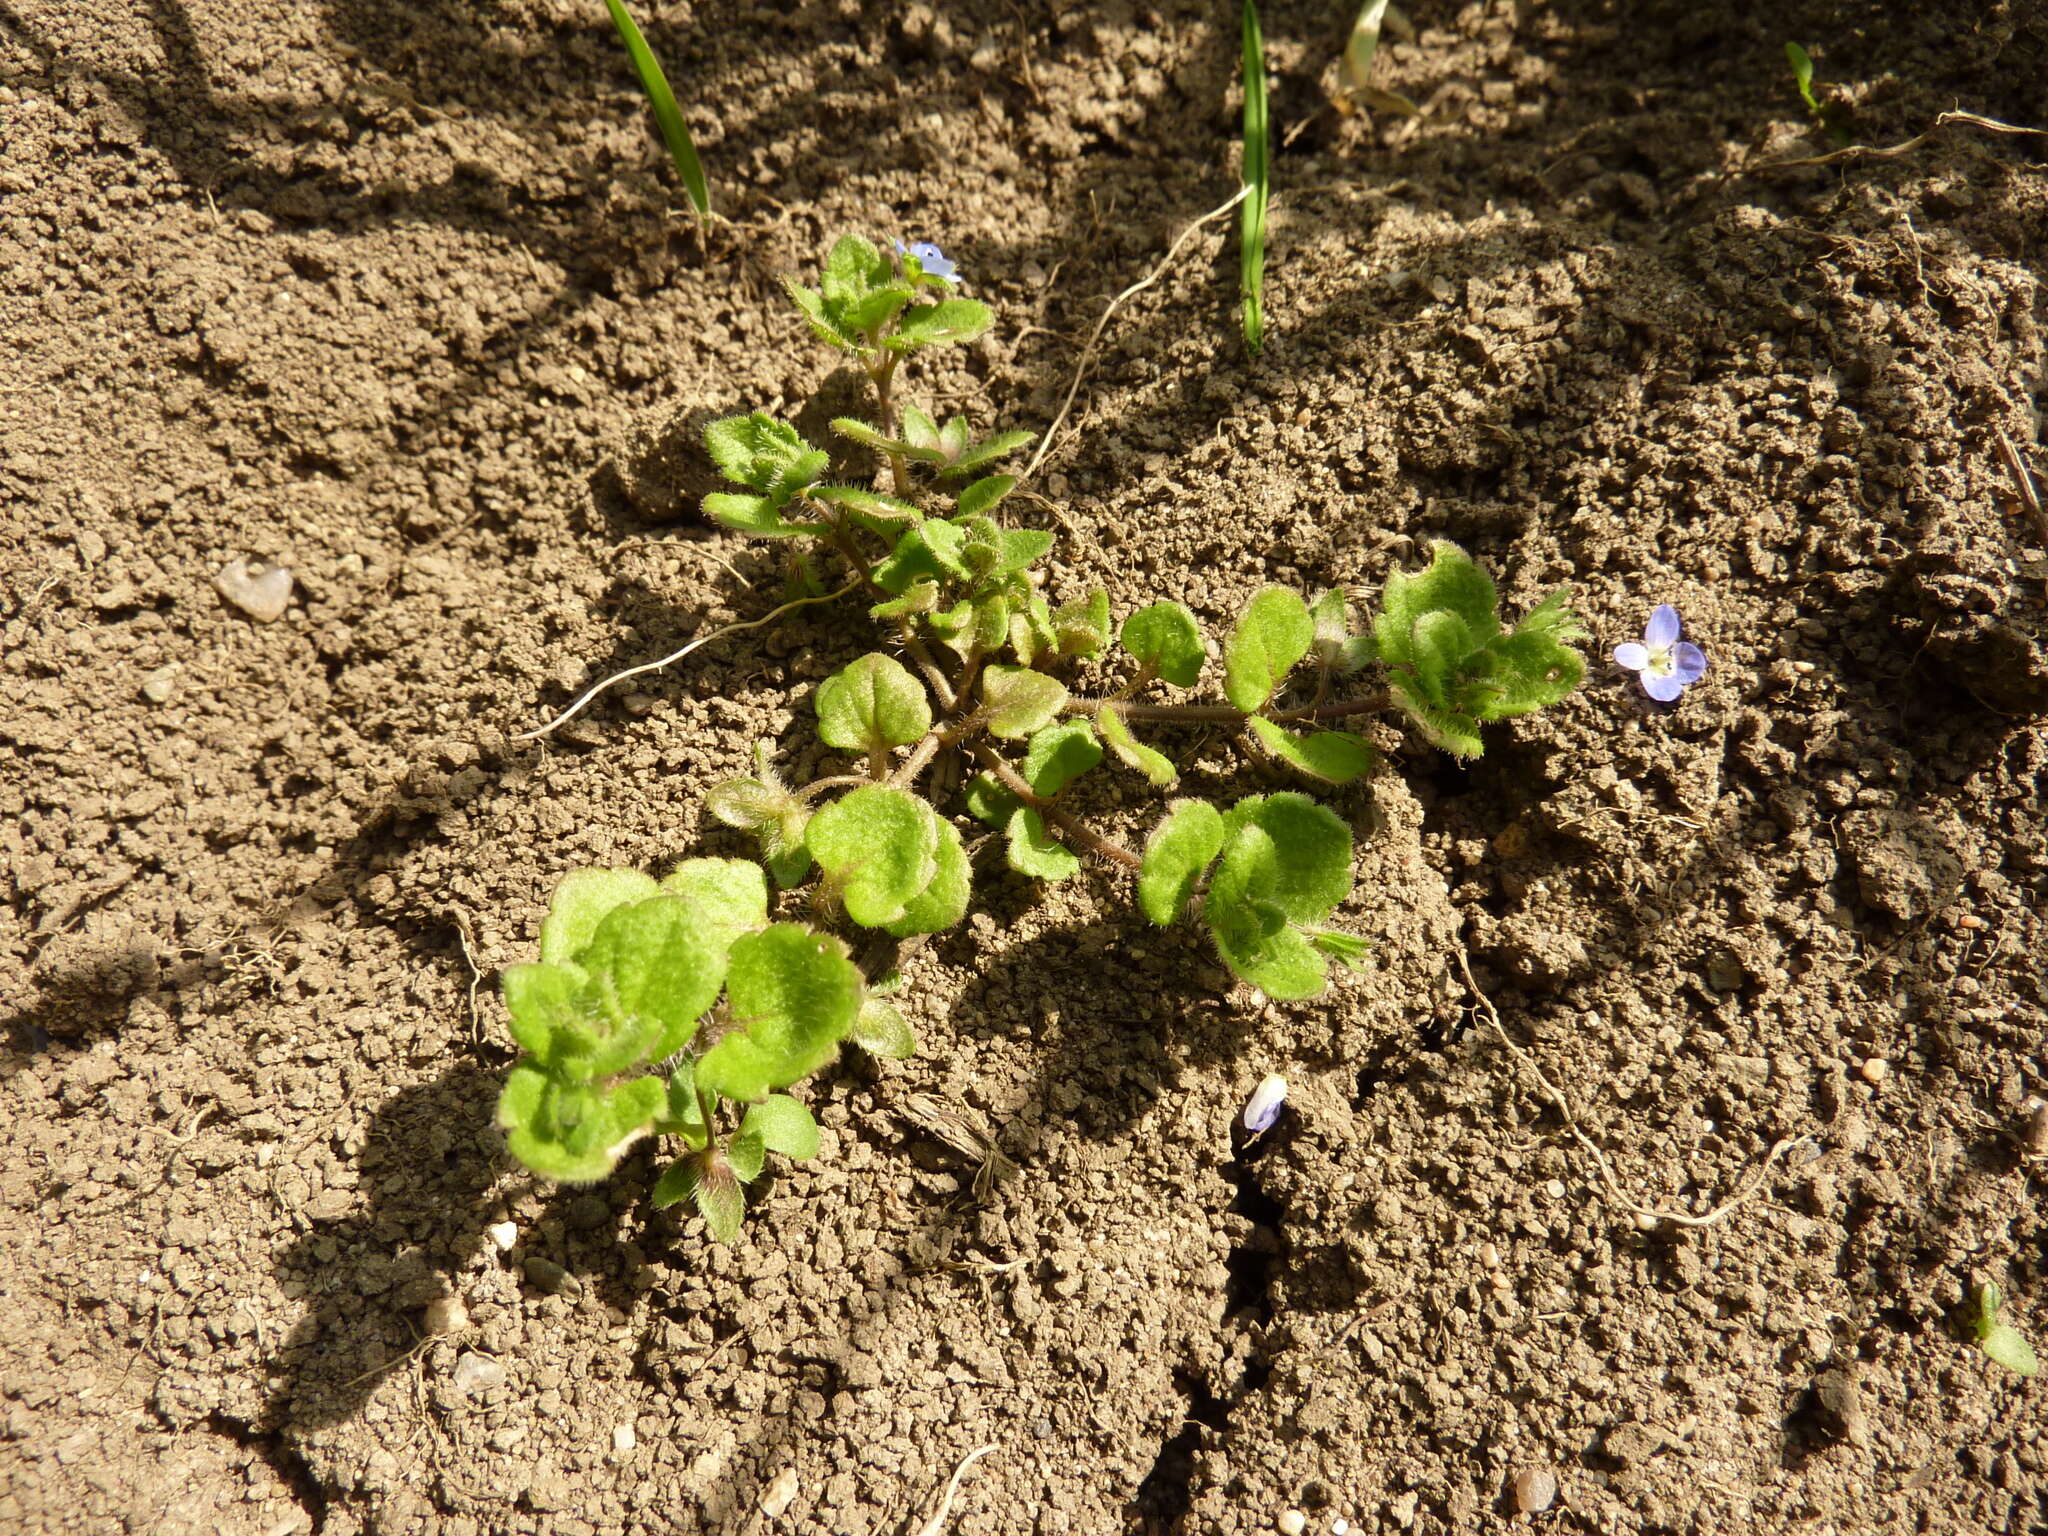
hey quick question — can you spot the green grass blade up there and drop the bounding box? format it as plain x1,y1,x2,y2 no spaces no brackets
1238,0,1269,352
604,0,709,220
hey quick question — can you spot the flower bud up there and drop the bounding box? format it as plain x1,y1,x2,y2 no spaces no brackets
1242,1073,1288,1134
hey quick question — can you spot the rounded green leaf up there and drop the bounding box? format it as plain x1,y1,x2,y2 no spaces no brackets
1209,912,1329,1001
981,665,1069,739
696,924,860,1103
886,814,971,937
816,653,933,755
1215,792,1353,924
1120,601,1206,688
849,996,917,1059
538,868,661,966
500,962,585,1062
1022,721,1103,798
1139,800,1227,926
575,897,730,1069
1246,717,1375,785
806,786,941,927
660,859,770,948
964,771,1023,828
741,1094,821,1160
1004,807,1080,881
1223,586,1314,712
1373,540,1501,665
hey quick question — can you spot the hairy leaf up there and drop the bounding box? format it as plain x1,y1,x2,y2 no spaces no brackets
538,868,660,967
1223,586,1314,712
982,665,1069,739
702,413,827,500
889,298,993,351
702,492,813,538
1139,799,1226,925
816,653,933,756
741,1095,821,1160
1098,704,1178,788
1022,720,1103,798
576,897,729,1070
885,813,971,937
955,474,1016,519
806,786,941,927
1120,601,1206,688
964,771,1022,829
1246,716,1374,785
848,996,917,1059
695,924,860,1101
500,962,585,1062
940,429,1037,478
1005,807,1080,881
1214,792,1353,924
659,859,769,950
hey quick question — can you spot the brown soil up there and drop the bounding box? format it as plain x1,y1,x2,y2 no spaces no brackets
5,2,2047,1533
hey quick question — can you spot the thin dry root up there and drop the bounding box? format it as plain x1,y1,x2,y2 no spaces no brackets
1457,950,1807,1231
912,1444,998,1536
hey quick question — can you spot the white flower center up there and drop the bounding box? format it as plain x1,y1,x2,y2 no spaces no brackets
1644,643,1676,679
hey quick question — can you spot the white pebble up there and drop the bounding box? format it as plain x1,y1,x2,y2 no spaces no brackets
612,1422,636,1453
1276,1510,1306,1536
758,1465,799,1518
1859,1057,1889,1084
1512,1467,1558,1513
213,558,294,622
488,1221,518,1251
421,1295,468,1337
452,1352,505,1394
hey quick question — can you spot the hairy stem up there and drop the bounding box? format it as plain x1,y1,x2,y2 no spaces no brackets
971,745,1142,870
1064,690,1389,724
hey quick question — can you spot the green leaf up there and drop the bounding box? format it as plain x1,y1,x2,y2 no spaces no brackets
500,962,585,1061
651,1153,700,1209
576,897,729,1069
955,475,1016,519
1022,721,1103,797
816,653,933,756
1005,807,1080,881
741,1095,821,1160
696,924,861,1102
1309,929,1372,970
702,492,813,538
829,416,902,453
728,1131,766,1184
1406,608,1478,708
871,519,971,592
602,0,709,219
1310,587,1362,670
1785,41,1818,111
702,413,827,500
495,1062,547,1133
502,1071,665,1183
1098,704,1178,788
841,284,914,336
1139,800,1226,925
659,859,769,950
1053,590,1111,658
1373,540,1501,665
900,406,943,453
886,813,971,937
660,1061,708,1149
889,298,993,352
1463,590,1587,720
539,868,660,966
870,580,941,621
1209,911,1326,1001
784,280,856,351
821,234,891,311
704,775,788,832
849,996,917,1059
805,786,941,927
1223,586,1314,712
1974,1282,2041,1377
807,484,921,528
1246,716,1375,785
941,429,1037,478
1214,791,1354,924
981,665,1069,739
695,1161,745,1243
996,528,1054,573
964,771,1022,828
1121,601,1207,688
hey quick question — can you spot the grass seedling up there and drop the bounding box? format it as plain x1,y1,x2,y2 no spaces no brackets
1238,0,1269,353
606,0,710,220
1972,1281,2040,1378
497,233,1590,1240
1784,42,1851,147
1339,0,1419,117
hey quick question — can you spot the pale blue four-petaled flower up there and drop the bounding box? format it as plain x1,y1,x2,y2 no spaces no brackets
1614,604,1707,702
894,238,957,283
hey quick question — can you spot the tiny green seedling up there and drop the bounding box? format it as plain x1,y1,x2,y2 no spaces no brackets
497,233,1587,1240
1238,0,1270,352
1784,42,1852,147
1971,1281,2040,1378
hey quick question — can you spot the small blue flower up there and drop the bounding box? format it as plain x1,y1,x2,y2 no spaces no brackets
894,238,957,283
1614,604,1707,702
1242,1073,1287,1134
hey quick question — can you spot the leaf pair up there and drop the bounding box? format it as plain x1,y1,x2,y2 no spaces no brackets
702,414,830,537
652,1092,821,1243
807,784,970,936
785,235,992,357
706,743,813,888
1139,793,1364,1000
1374,541,1585,758
834,409,1034,481
1222,587,1375,785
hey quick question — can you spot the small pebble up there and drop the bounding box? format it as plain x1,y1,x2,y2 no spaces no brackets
1544,1179,1567,1200
421,1295,468,1337
1633,1211,1661,1233
139,665,179,704
214,558,294,622
1512,1467,1558,1514
1332,1521,1350,1535
622,691,658,716
2020,1101,2048,1157
522,1255,580,1295
758,1466,799,1518
488,1221,518,1251
1276,1510,1306,1536
1859,1057,1889,1085
612,1422,636,1453
452,1352,505,1394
